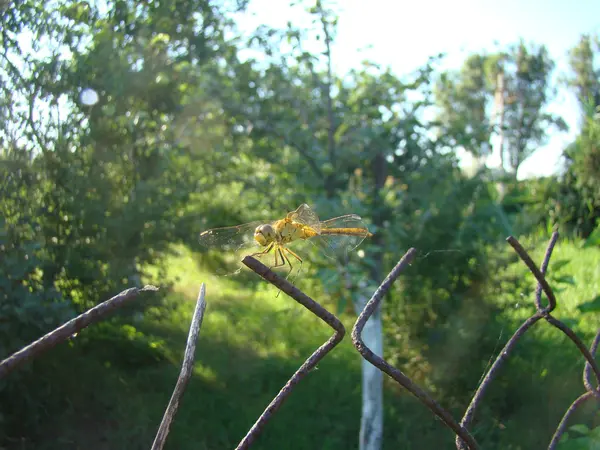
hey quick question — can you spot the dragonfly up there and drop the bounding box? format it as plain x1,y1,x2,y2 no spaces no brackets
198,204,372,277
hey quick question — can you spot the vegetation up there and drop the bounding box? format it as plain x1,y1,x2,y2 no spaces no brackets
1,0,599,449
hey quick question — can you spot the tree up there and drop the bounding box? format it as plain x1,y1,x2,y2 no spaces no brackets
502,42,567,175
198,3,433,447
0,0,248,436
567,34,600,108
435,42,566,178
555,34,600,237
435,54,494,159
201,3,504,448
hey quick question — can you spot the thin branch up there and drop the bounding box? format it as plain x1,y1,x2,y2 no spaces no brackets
351,249,479,450
0,50,46,151
262,118,324,179
236,256,345,450
0,285,159,379
151,283,207,450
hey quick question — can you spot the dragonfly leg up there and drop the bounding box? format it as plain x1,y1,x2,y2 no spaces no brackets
274,247,286,268
279,250,293,279
264,245,287,272
283,247,303,280
250,243,274,260
284,247,303,264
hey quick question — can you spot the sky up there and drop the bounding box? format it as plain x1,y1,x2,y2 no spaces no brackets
236,0,600,179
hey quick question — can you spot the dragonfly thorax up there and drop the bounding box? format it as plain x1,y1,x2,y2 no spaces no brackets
254,219,308,247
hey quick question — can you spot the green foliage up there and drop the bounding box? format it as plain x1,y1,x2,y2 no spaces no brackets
498,175,561,235
567,34,600,108
0,0,246,440
554,103,600,238
558,424,600,450
551,34,600,238
435,53,494,156
2,0,598,448
0,211,73,357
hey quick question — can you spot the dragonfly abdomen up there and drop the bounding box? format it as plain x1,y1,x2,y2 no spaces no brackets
320,228,372,238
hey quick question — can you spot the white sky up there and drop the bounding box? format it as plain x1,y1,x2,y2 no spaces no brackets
236,0,600,179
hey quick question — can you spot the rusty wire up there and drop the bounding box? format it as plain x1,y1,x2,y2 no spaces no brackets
352,248,479,450
507,235,600,385
548,328,600,449
2,233,600,449
0,285,159,379
236,255,346,450
584,330,600,393
151,284,207,450
457,233,600,449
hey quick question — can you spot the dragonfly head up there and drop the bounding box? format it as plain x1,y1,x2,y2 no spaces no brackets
254,224,276,246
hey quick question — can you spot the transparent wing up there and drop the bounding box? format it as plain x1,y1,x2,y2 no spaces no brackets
311,214,371,258
286,203,321,233
198,221,265,252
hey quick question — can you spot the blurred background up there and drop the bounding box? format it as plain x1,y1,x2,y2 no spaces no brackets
1,0,599,448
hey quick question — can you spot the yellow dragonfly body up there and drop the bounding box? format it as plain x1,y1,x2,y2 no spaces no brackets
199,204,372,275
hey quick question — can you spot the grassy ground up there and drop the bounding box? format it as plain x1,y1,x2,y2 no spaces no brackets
2,237,599,449
3,246,370,449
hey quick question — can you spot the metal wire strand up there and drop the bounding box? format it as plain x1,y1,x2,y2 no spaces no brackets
236,256,346,450
351,248,479,450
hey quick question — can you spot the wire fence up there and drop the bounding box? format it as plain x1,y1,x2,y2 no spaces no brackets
1,232,598,449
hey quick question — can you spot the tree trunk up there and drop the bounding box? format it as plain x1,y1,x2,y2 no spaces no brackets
494,71,506,173
353,295,384,450
353,150,386,450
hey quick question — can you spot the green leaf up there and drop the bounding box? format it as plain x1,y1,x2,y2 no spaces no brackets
570,424,590,435
554,275,576,285
577,295,600,313
551,259,571,272
584,226,600,248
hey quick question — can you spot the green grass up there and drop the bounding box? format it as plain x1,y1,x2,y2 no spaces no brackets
2,239,599,450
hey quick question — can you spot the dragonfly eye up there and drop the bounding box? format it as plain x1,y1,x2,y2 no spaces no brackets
254,224,275,246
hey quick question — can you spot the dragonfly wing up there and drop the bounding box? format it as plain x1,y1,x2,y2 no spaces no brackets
314,214,371,257
198,221,265,252
287,204,321,233
320,214,366,229
305,237,337,260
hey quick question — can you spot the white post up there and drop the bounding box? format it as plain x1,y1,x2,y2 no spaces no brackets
355,295,384,450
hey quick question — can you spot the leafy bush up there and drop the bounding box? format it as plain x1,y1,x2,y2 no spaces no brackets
552,103,600,238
